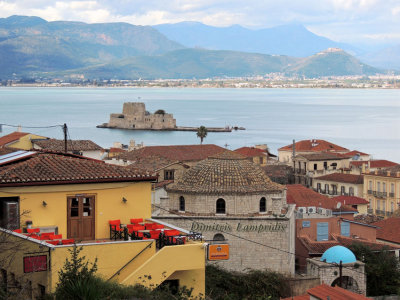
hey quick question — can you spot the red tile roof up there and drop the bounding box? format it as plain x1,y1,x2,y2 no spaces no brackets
307,283,371,300
126,155,179,172
118,144,225,162
34,139,103,151
332,196,369,205
279,139,349,152
0,132,30,147
0,147,19,155
296,152,348,161
109,147,125,153
344,150,369,157
367,165,400,178
234,147,266,157
373,217,400,244
0,153,156,187
314,173,363,184
286,184,357,212
298,234,398,255
350,160,398,169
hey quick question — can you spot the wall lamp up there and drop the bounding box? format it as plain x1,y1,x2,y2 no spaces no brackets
42,201,47,207
122,197,128,204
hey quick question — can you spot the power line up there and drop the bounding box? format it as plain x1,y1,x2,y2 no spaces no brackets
152,204,378,277
0,123,63,129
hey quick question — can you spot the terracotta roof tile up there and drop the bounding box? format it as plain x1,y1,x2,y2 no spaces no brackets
34,139,103,151
369,165,400,178
118,144,225,162
0,132,30,147
350,160,398,169
286,185,357,212
334,235,399,251
109,147,125,153
296,152,348,161
314,173,363,184
0,147,19,156
373,217,400,244
125,155,179,172
234,147,266,157
0,153,156,187
279,139,349,152
308,284,371,300
332,196,369,205
167,150,283,195
344,150,369,157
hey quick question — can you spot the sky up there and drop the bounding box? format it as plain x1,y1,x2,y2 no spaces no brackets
0,0,399,45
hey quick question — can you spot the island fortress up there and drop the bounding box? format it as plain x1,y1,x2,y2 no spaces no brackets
107,102,176,130
99,102,240,132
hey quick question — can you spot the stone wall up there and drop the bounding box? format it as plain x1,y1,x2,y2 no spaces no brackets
306,258,366,295
155,215,295,274
164,191,286,216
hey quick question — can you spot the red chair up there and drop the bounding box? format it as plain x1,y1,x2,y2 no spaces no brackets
127,224,145,233
52,234,62,240
153,224,165,230
61,239,75,245
46,240,59,245
109,220,125,240
27,228,40,234
27,234,40,239
41,232,55,239
145,223,155,230
130,218,143,225
13,229,22,233
164,230,181,236
148,230,160,240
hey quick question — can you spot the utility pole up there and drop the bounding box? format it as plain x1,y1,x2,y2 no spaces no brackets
63,123,68,153
339,260,343,288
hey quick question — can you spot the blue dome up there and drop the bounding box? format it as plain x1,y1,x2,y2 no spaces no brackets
320,246,356,264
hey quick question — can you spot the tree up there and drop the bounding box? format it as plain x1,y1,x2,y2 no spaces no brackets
349,242,400,296
196,126,208,144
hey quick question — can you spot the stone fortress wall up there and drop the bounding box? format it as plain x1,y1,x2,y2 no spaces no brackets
108,102,176,130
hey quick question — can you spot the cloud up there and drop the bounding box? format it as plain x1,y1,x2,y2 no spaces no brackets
0,0,399,44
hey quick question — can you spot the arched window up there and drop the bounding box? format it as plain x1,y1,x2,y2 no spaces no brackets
259,197,266,213
179,196,185,212
213,233,226,242
216,198,226,214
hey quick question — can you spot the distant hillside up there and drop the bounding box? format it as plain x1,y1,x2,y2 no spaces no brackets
56,48,382,80
0,15,184,77
360,44,400,70
154,22,359,57
58,49,298,79
285,48,382,77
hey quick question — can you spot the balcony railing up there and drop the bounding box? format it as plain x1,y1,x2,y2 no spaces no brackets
389,192,395,198
367,190,372,195
341,192,348,196
375,210,385,216
367,209,373,214
386,211,393,217
329,191,338,196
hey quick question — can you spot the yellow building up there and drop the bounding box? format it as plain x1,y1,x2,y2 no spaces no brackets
0,131,47,150
363,165,400,217
0,151,205,298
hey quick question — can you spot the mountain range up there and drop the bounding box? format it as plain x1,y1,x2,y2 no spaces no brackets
0,15,393,80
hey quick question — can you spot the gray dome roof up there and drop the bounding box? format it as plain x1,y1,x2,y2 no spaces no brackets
167,150,283,195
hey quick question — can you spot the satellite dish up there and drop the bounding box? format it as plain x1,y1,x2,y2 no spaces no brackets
336,202,342,209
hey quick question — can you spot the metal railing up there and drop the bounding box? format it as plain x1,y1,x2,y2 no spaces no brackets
367,209,373,214
367,190,372,195
389,192,395,198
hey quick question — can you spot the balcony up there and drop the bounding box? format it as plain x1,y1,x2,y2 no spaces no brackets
389,192,395,198
367,190,372,195
329,191,338,196
367,209,373,214
375,210,385,216
296,169,306,175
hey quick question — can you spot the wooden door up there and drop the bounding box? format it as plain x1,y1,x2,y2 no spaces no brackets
67,195,95,240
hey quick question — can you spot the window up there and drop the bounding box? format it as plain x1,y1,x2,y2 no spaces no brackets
332,185,337,194
383,182,386,192
24,255,47,273
216,198,226,214
213,233,226,242
164,170,174,180
377,200,380,210
331,162,337,170
179,196,185,212
349,187,354,196
314,164,317,170
317,183,321,191
325,184,329,193
323,162,328,170
341,186,345,195
377,182,381,192
317,222,329,241
391,183,395,193
341,222,350,237
259,197,266,213
0,197,20,230
391,202,394,213
382,201,386,212
369,180,372,190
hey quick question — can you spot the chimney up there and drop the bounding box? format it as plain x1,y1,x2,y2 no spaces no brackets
17,125,22,132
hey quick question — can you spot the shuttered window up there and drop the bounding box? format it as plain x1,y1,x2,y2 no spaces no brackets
341,222,350,237
317,222,329,241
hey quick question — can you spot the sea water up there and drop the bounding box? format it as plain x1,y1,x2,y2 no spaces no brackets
0,87,399,162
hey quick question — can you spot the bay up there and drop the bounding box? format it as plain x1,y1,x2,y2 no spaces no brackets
0,87,399,162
